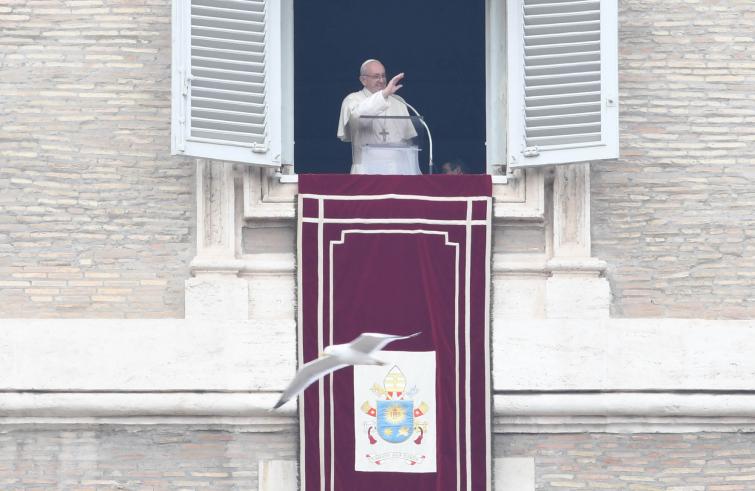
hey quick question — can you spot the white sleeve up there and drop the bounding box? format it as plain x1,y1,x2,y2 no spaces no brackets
351,91,390,118
337,91,389,142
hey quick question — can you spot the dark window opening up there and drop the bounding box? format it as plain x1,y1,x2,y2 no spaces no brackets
293,1,486,174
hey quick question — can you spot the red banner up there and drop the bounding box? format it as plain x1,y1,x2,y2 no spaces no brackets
298,175,492,491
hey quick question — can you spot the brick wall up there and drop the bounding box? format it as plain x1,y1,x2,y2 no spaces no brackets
0,425,296,489
498,433,755,490
4,429,753,489
0,0,194,317
591,0,755,318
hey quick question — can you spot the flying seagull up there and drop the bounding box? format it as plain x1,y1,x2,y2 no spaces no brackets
273,332,421,409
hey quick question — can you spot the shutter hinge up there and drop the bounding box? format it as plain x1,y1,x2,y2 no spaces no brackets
182,72,194,96
523,146,540,158
251,143,269,153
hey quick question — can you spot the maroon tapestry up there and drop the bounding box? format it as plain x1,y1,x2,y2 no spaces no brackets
297,175,492,491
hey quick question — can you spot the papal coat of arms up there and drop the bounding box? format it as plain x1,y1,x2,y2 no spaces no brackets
359,364,431,466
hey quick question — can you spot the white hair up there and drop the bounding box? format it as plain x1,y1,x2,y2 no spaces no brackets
359,58,382,76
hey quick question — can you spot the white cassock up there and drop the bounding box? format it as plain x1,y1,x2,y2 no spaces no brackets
337,88,419,175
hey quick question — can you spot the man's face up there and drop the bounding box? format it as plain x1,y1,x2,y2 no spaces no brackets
360,62,387,93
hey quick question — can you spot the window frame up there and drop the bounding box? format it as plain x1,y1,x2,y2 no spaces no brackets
280,0,508,175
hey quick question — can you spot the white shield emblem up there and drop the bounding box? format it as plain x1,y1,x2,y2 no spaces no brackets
353,351,437,473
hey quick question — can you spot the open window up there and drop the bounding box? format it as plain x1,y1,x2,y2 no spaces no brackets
171,0,619,172
291,0,487,174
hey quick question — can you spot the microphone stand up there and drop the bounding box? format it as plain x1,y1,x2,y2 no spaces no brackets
392,96,434,175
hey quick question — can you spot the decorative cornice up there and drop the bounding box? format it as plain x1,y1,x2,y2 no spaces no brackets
492,254,549,276
239,253,296,275
492,254,607,276
494,392,755,433
496,392,755,417
189,256,245,275
0,392,296,418
5,391,755,434
190,254,296,276
189,253,606,278
494,416,755,434
547,256,607,274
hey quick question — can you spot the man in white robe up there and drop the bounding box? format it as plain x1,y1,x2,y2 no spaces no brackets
337,59,419,174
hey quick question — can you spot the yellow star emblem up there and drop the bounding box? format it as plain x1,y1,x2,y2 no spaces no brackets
398,427,410,436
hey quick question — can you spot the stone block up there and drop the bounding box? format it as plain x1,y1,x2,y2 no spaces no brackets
185,277,249,320
545,276,610,319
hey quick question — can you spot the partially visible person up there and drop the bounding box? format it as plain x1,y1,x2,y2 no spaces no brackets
337,59,418,174
440,159,467,175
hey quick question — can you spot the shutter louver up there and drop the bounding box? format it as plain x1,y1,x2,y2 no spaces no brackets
507,0,618,168
172,0,282,166
190,0,267,146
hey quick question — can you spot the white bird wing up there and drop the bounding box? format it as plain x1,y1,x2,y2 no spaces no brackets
349,331,421,355
273,356,347,409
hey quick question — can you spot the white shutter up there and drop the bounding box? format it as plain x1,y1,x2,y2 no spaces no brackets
172,0,282,166
506,0,618,168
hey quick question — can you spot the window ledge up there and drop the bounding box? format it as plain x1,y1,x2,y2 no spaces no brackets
275,172,298,184
277,173,508,184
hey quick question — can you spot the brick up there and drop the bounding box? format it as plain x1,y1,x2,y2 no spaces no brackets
500,433,755,490
0,425,297,488
593,0,755,319
0,0,191,319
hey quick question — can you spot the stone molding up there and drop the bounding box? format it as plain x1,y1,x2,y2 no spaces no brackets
188,248,607,278
239,253,296,275
241,166,547,221
4,391,755,419
496,392,755,433
497,392,755,417
493,254,607,276
0,392,295,418
195,160,237,260
4,391,755,434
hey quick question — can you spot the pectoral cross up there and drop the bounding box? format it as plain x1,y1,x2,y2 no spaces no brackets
378,128,389,142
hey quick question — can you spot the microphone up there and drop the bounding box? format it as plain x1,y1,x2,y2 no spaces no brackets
390,95,434,175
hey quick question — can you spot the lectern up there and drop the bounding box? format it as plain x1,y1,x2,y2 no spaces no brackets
356,115,425,175
361,142,420,175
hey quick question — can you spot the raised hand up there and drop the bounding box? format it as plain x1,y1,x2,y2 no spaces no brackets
382,72,405,98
